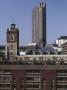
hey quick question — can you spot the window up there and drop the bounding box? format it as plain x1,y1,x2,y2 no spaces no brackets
26,77,34,81
10,45,13,50
10,52,14,57
4,84,11,88
9,34,14,41
0,84,4,88
26,84,39,88
57,77,63,80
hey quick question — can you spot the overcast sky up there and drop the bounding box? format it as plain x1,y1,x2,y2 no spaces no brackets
0,0,66,46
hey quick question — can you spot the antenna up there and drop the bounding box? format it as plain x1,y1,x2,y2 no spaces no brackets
41,0,45,3
12,17,14,24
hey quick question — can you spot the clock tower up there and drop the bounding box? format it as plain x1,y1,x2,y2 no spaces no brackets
6,24,19,60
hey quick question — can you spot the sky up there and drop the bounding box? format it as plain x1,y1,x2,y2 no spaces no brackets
0,0,67,46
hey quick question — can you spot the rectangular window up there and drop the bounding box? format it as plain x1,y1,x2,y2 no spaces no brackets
10,34,14,41
10,45,13,50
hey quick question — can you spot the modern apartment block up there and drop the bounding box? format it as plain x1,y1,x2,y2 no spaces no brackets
32,2,46,48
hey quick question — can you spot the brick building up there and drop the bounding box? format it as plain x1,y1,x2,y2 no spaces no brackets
0,55,67,90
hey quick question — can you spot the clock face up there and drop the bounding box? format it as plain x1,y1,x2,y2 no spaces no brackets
9,34,14,41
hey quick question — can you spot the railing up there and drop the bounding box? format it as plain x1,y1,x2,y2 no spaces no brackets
16,55,67,63
0,55,67,65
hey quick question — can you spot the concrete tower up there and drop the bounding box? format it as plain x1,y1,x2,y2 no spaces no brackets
5,24,19,60
32,2,46,48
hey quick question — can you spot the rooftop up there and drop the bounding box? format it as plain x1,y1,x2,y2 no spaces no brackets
0,55,67,65
59,36,67,39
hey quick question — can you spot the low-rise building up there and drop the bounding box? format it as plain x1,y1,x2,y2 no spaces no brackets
55,36,67,47
61,41,67,54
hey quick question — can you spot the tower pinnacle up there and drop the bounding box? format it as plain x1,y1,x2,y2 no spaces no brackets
40,0,45,7
41,0,45,3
